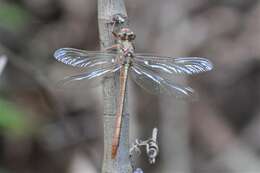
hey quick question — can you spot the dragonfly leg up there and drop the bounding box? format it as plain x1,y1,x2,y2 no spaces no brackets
105,44,119,51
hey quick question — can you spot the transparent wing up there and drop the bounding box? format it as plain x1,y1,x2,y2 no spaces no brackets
130,64,196,99
133,54,213,76
54,48,117,68
57,64,121,89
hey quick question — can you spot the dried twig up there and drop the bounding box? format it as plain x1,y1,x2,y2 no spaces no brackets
98,0,132,172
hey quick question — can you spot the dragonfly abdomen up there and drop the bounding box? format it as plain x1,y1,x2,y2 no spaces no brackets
111,65,129,159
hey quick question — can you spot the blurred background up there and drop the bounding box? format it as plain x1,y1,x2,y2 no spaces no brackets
1,0,260,173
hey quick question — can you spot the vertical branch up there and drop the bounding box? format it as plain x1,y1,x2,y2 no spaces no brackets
98,0,133,173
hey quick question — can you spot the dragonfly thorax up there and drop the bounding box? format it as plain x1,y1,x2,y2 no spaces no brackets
122,54,132,66
118,49,134,66
118,28,136,41
124,51,133,58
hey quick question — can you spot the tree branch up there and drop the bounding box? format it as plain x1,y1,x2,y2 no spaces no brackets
98,0,132,173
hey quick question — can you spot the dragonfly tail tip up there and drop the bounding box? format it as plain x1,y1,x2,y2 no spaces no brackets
111,145,118,159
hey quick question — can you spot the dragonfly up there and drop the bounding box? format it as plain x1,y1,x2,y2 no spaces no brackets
54,27,213,159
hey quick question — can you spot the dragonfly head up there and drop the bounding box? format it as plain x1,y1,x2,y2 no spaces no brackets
118,28,136,41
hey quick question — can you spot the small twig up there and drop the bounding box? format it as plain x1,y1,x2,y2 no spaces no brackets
129,127,159,165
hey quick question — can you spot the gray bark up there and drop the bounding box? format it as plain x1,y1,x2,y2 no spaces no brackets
98,0,133,173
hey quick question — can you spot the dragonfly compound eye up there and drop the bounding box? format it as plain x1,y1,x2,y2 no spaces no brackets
128,33,136,41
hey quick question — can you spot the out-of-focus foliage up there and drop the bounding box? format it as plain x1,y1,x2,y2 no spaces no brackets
0,168,9,173
0,3,30,31
0,99,32,136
